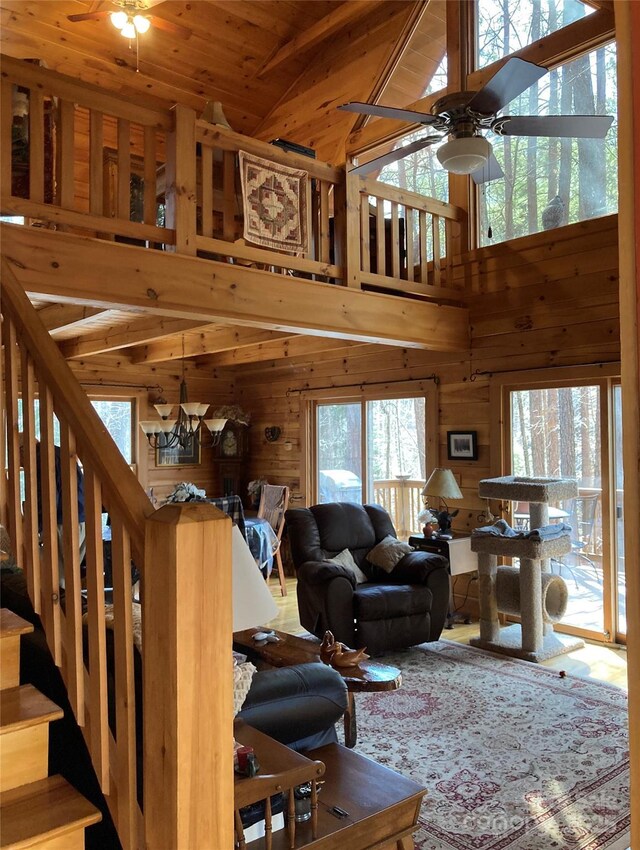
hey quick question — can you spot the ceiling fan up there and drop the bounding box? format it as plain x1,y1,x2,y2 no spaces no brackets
339,57,614,184
68,0,191,40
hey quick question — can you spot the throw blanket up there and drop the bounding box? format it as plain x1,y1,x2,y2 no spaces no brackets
474,518,572,540
239,150,308,253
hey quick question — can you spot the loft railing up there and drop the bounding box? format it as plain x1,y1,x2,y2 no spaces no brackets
373,477,424,539
0,55,465,300
0,261,234,850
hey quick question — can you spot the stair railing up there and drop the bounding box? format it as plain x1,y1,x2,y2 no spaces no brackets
1,260,234,849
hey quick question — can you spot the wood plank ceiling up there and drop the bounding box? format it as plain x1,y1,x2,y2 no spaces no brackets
0,0,447,371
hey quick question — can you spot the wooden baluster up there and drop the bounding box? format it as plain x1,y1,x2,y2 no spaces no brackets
287,788,296,848
234,810,246,849
29,90,45,203
110,510,137,850
83,465,109,792
59,417,85,724
445,219,453,285
360,192,370,274
344,170,361,287
1,79,12,197
223,149,236,242
264,793,273,849
432,214,442,288
4,319,23,569
419,210,428,284
165,104,197,254
376,197,385,276
405,207,414,282
144,504,233,850
89,110,104,216
56,99,75,210
332,174,346,283
117,119,131,221
20,347,40,610
201,143,213,238
311,779,318,838
319,180,331,264
143,125,157,226
38,384,61,664
391,203,400,279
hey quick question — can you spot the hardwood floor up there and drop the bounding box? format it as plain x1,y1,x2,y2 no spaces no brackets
265,577,628,690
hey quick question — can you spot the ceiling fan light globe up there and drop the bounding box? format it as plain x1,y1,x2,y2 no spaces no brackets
110,10,128,29
133,14,150,33
120,19,137,38
437,136,492,175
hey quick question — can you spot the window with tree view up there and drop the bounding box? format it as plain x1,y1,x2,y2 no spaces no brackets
475,0,617,245
315,396,426,538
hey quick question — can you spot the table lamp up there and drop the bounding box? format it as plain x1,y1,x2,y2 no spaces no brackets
421,468,463,536
232,525,278,630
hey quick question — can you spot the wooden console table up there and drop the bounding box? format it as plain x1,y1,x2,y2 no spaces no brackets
235,722,426,850
233,628,401,748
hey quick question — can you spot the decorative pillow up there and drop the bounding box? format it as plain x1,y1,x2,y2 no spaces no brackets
327,548,368,584
367,534,413,573
233,658,257,715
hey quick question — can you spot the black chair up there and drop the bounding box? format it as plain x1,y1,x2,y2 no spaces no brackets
285,502,450,656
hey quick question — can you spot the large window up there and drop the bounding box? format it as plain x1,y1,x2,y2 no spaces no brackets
313,394,428,538
478,44,617,246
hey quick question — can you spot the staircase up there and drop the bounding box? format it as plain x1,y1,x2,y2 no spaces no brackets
0,608,101,850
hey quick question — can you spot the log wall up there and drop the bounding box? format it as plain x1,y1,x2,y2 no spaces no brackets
237,215,620,612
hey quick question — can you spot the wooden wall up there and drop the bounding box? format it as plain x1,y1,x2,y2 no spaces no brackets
66,353,235,504
237,215,620,610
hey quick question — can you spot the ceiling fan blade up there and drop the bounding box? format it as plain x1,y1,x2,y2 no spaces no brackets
494,114,614,138
471,151,504,185
148,14,192,38
349,137,441,177
339,102,440,126
142,0,168,8
68,11,111,22
467,57,547,115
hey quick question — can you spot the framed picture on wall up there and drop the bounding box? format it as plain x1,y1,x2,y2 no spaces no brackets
155,439,201,467
447,430,478,461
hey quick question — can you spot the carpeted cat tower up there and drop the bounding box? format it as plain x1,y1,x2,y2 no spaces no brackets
470,476,584,662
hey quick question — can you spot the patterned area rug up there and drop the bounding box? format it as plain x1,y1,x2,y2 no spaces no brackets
350,641,629,850
239,150,308,253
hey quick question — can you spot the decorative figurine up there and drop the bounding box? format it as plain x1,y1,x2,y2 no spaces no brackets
319,630,369,668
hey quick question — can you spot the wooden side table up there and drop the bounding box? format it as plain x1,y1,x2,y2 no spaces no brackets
408,532,477,627
233,628,401,748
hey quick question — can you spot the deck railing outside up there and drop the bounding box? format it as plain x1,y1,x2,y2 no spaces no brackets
373,478,424,539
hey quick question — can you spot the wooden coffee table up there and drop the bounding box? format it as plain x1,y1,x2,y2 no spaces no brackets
235,722,426,850
233,628,401,748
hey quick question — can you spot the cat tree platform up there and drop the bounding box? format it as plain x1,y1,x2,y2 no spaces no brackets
470,475,583,663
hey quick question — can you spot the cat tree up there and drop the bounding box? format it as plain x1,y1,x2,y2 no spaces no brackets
470,476,583,662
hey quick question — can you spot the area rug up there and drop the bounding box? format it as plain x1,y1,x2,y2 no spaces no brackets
238,150,308,253
350,641,629,850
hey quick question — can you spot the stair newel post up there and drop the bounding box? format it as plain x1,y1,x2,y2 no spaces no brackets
165,103,198,256
143,503,234,850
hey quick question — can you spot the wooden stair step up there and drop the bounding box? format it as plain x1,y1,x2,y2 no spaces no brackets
0,610,34,692
0,774,101,850
0,686,63,792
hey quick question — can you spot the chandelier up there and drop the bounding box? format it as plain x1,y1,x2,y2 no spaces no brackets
139,378,227,449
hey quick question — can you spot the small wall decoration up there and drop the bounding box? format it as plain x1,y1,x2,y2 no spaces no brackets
447,430,478,461
156,439,201,467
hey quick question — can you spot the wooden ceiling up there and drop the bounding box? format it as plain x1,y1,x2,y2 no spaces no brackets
1,0,448,373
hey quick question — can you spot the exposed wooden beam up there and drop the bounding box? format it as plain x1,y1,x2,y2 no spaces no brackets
201,336,366,368
36,303,106,334
1,225,469,352
129,327,296,364
259,1,381,76
58,317,213,359
347,8,616,157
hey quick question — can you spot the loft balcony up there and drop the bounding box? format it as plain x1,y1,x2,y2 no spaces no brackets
1,55,468,353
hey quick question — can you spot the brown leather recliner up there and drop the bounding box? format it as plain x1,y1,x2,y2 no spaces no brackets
285,503,450,656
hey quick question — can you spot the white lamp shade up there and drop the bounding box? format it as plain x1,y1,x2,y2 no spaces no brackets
154,403,174,419
139,420,160,434
120,20,136,38
232,526,278,631
180,402,202,417
436,136,491,175
196,403,210,417
422,468,463,500
203,418,227,434
110,10,128,29
133,14,150,33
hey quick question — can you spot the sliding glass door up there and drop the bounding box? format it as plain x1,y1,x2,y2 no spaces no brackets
313,394,428,538
505,371,623,643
